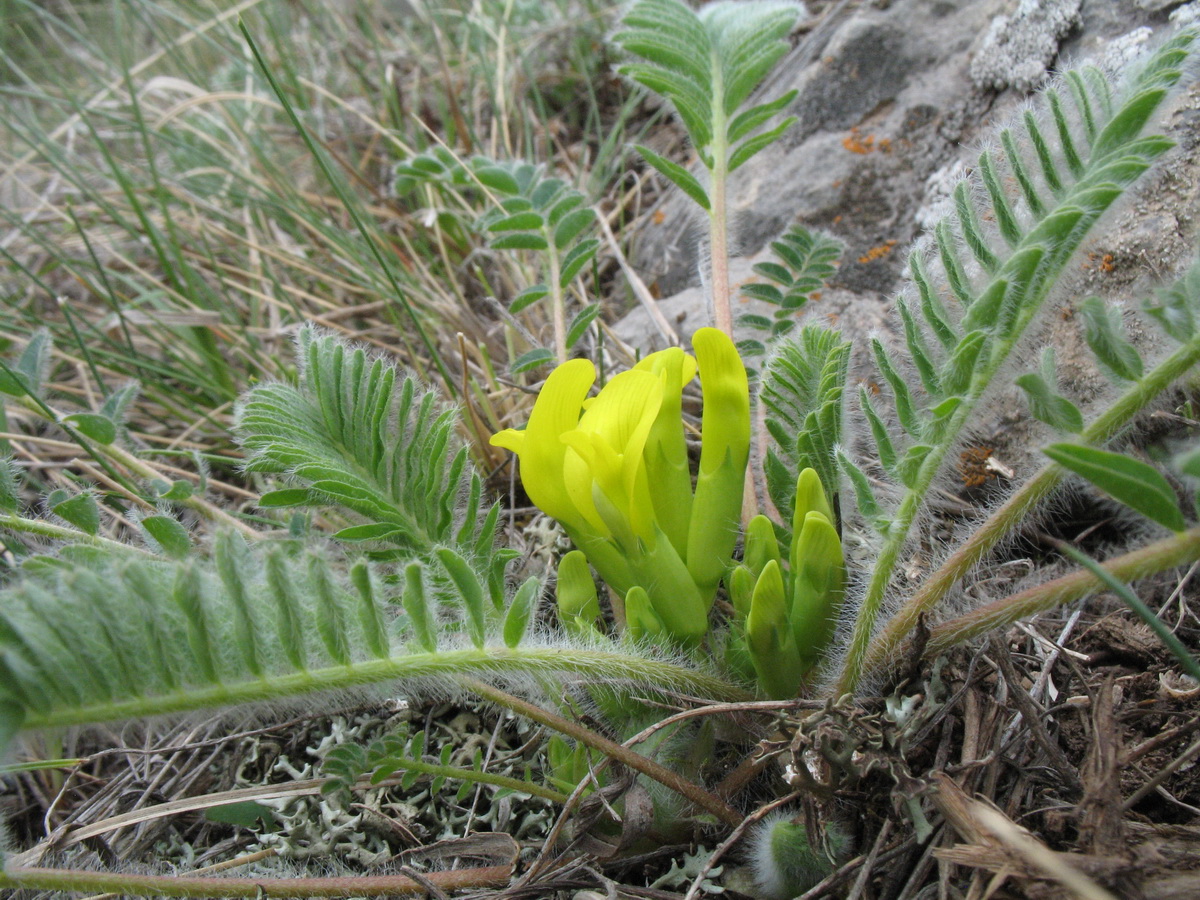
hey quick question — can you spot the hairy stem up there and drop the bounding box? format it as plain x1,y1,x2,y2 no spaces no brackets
925,526,1200,655
0,513,156,557
19,647,749,731
0,865,511,898
708,48,732,338
857,333,1200,681
381,749,569,804
462,677,744,827
547,237,568,363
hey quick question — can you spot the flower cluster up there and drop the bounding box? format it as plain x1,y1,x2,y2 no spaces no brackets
492,328,749,647
493,328,845,695
726,469,845,698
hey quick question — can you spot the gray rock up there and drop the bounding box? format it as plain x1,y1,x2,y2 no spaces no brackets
970,0,1083,93
630,0,1001,304
623,0,1199,349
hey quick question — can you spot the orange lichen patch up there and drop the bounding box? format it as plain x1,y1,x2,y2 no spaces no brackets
652,209,667,225
842,128,876,154
1082,251,1116,273
858,240,898,264
832,214,843,224
959,445,997,488
878,137,893,153
810,291,822,302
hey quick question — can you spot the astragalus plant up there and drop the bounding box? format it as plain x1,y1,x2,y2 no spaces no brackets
2,4,1200,899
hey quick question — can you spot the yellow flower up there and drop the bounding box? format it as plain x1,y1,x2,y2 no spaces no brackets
492,328,750,648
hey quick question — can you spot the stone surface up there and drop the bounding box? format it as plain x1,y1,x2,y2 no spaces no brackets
970,0,1083,93
620,0,1200,368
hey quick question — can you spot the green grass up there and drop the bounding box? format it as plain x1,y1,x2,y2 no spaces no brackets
0,0,645,480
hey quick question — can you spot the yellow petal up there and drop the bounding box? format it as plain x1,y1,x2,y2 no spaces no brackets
634,347,695,555
490,358,595,529
563,369,663,544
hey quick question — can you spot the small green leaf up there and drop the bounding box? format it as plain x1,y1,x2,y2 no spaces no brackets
727,91,797,144
728,117,796,173
490,233,549,251
511,348,555,374
503,576,541,648
351,561,390,659
1044,444,1185,532
1080,297,1143,381
436,548,487,648
510,285,548,314
553,207,595,250
487,211,545,232
99,381,139,425
566,304,601,348
499,197,534,214
53,493,100,536
1015,371,1083,433
403,562,437,653
62,413,116,445
558,238,600,287
0,456,18,512
15,329,51,395
635,145,710,211
332,523,404,542
838,450,882,524
205,801,275,829
547,193,584,227
896,444,933,489
258,489,314,508
473,165,520,194
531,177,565,209
154,479,194,501
741,283,783,305
142,515,192,558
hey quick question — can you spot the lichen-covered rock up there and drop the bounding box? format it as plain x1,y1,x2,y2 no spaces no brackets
623,0,1198,351
970,0,1083,93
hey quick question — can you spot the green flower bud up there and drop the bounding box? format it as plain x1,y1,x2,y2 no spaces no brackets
556,550,600,636
790,511,845,666
686,328,750,596
743,514,781,579
625,585,665,643
746,560,806,698
727,564,756,621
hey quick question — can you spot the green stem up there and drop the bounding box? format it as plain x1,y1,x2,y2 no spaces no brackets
926,526,1200,656
19,647,749,731
0,865,511,898
382,753,569,804
546,233,567,363
708,47,732,339
0,513,156,557
858,333,1200,682
834,163,1176,695
462,677,744,827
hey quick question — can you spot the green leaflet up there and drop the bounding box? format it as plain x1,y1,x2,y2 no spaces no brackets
237,326,494,567
1044,444,1186,532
